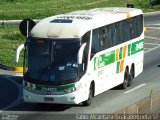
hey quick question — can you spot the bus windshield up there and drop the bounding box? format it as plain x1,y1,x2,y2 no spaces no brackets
24,38,80,85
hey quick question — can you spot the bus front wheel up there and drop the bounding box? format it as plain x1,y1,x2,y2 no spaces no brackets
83,85,93,106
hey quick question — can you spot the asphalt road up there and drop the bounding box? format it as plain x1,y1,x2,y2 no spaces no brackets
0,14,160,120
144,13,160,25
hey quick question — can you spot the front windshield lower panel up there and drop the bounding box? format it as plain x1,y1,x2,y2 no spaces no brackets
24,38,80,85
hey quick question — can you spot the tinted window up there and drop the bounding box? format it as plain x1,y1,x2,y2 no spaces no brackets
106,25,112,48
92,29,100,53
91,15,143,53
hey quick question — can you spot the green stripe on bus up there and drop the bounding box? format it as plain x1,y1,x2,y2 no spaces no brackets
106,50,115,64
119,47,123,60
98,50,115,69
94,39,144,70
35,83,75,91
128,44,131,56
131,39,144,55
116,61,120,73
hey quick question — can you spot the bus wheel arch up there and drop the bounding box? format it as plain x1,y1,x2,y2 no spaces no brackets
83,81,95,106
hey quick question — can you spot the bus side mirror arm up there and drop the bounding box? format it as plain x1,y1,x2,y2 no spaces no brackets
78,43,86,64
15,43,24,63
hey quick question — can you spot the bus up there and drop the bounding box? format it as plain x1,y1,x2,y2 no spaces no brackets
16,7,144,106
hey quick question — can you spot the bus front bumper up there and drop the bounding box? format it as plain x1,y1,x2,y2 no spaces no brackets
23,88,88,105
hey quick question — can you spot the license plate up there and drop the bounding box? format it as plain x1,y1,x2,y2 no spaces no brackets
44,97,54,101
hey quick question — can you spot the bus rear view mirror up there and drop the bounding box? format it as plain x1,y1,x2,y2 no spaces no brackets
19,19,35,37
15,43,24,63
78,43,86,64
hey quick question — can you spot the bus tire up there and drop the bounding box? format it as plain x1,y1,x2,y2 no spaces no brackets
83,85,93,106
121,69,129,89
128,66,134,87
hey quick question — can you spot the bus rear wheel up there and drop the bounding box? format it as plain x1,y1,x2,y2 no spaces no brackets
83,85,93,106
121,69,129,89
128,66,134,87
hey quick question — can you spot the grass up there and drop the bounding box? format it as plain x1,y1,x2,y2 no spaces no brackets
0,26,24,67
0,0,160,20
0,0,160,67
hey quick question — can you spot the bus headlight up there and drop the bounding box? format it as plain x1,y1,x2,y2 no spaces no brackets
23,81,36,91
64,84,82,93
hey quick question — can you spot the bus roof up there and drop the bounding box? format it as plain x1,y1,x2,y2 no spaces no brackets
30,7,143,39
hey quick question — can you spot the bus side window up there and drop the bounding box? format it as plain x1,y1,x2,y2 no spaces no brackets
116,23,121,45
124,20,130,42
129,18,134,39
111,24,117,46
82,31,90,67
79,31,90,77
133,17,138,38
137,15,143,37
106,25,112,48
91,29,100,57
100,28,107,50
119,21,124,44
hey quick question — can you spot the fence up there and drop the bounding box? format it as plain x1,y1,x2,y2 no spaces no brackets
114,91,160,114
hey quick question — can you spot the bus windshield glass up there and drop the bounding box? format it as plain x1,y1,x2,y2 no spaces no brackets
24,38,80,85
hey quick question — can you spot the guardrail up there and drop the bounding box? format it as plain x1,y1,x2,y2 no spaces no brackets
114,90,160,114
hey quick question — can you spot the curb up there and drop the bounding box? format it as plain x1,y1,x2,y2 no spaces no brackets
0,64,23,73
144,11,160,16
12,67,23,73
0,19,39,26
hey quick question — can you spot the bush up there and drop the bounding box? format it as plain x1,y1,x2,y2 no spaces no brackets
138,0,152,8
6,0,16,2
150,0,160,5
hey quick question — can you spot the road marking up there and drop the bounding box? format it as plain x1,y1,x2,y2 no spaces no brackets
144,45,160,53
147,27,160,30
144,48,151,50
16,74,23,77
145,36,160,41
1,76,22,110
7,74,23,77
144,43,160,45
124,84,146,94
144,35,160,53
147,24,160,26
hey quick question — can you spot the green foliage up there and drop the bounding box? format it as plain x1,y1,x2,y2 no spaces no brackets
150,0,160,6
0,26,24,67
138,0,152,8
1,0,159,20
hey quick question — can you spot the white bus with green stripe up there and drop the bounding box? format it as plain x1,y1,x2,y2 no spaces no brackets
16,7,144,106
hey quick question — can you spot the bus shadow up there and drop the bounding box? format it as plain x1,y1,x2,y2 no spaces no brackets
110,85,122,90
2,75,85,112
6,102,80,112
